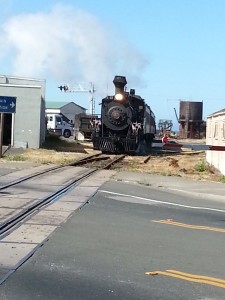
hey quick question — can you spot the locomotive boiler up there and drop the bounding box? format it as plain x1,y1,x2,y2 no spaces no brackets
91,76,156,154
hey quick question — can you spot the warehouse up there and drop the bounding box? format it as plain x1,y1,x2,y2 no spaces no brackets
0,75,46,149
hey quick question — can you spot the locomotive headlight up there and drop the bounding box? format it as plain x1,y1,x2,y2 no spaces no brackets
115,93,124,101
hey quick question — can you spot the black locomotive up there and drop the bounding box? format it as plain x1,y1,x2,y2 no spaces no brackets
91,76,156,154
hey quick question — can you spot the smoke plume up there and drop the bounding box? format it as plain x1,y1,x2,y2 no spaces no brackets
0,4,148,95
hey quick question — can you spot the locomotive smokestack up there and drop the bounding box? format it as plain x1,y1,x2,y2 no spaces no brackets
113,76,127,94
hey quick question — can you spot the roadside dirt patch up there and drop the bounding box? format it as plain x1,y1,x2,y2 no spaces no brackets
1,137,224,183
120,151,222,182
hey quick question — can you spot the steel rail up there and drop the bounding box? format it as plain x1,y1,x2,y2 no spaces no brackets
71,155,110,166
0,168,96,238
103,155,126,169
0,154,125,238
0,153,102,191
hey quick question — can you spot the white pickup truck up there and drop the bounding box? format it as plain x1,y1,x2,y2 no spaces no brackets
46,113,74,138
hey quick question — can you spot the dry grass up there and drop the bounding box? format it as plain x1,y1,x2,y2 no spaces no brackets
2,135,224,182
2,135,97,165
122,151,222,182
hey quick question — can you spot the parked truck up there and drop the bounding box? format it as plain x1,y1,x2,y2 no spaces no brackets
46,113,74,138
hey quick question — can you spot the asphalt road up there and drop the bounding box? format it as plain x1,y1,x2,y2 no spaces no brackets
1,179,225,299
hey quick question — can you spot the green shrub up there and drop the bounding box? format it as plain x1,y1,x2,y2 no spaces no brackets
194,159,209,172
220,176,225,183
4,155,26,161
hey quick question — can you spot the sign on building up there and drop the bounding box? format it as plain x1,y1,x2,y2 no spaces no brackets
0,96,16,113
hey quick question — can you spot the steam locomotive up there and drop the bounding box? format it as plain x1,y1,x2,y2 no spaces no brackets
91,76,156,154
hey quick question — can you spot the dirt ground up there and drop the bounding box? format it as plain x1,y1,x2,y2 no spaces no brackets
123,150,221,181
123,138,224,182
1,137,224,183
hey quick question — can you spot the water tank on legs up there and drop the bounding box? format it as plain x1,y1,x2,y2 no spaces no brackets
179,101,203,121
179,101,203,139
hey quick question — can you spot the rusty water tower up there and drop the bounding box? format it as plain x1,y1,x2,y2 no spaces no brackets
178,101,204,138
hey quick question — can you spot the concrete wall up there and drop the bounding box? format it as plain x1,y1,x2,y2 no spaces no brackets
206,110,225,175
0,75,46,148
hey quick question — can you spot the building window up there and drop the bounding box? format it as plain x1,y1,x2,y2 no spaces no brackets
213,122,218,139
223,122,225,140
207,121,212,138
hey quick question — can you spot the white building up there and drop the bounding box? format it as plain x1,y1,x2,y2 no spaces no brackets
206,108,225,175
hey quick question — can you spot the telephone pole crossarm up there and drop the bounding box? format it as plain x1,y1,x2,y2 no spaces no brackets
58,82,96,115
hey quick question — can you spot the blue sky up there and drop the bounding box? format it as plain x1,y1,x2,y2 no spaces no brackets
1,0,225,130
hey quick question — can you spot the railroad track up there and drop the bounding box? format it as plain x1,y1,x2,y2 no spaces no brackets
73,153,126,169
0,153,102,191
0,152,175,284
0,153,126,238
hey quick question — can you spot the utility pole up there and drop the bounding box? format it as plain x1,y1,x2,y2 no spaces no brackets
58,82,96,115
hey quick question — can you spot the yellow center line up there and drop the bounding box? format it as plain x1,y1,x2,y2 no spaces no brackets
152,219,225,233
145,270,225,289
167,270,225,284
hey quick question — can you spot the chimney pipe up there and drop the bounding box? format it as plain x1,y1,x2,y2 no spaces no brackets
113,76,127,94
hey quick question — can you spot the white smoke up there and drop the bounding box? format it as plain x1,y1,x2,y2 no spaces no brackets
0,4,148,95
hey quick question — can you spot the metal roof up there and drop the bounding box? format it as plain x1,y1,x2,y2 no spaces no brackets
46,101,86,110
207,107,225,117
